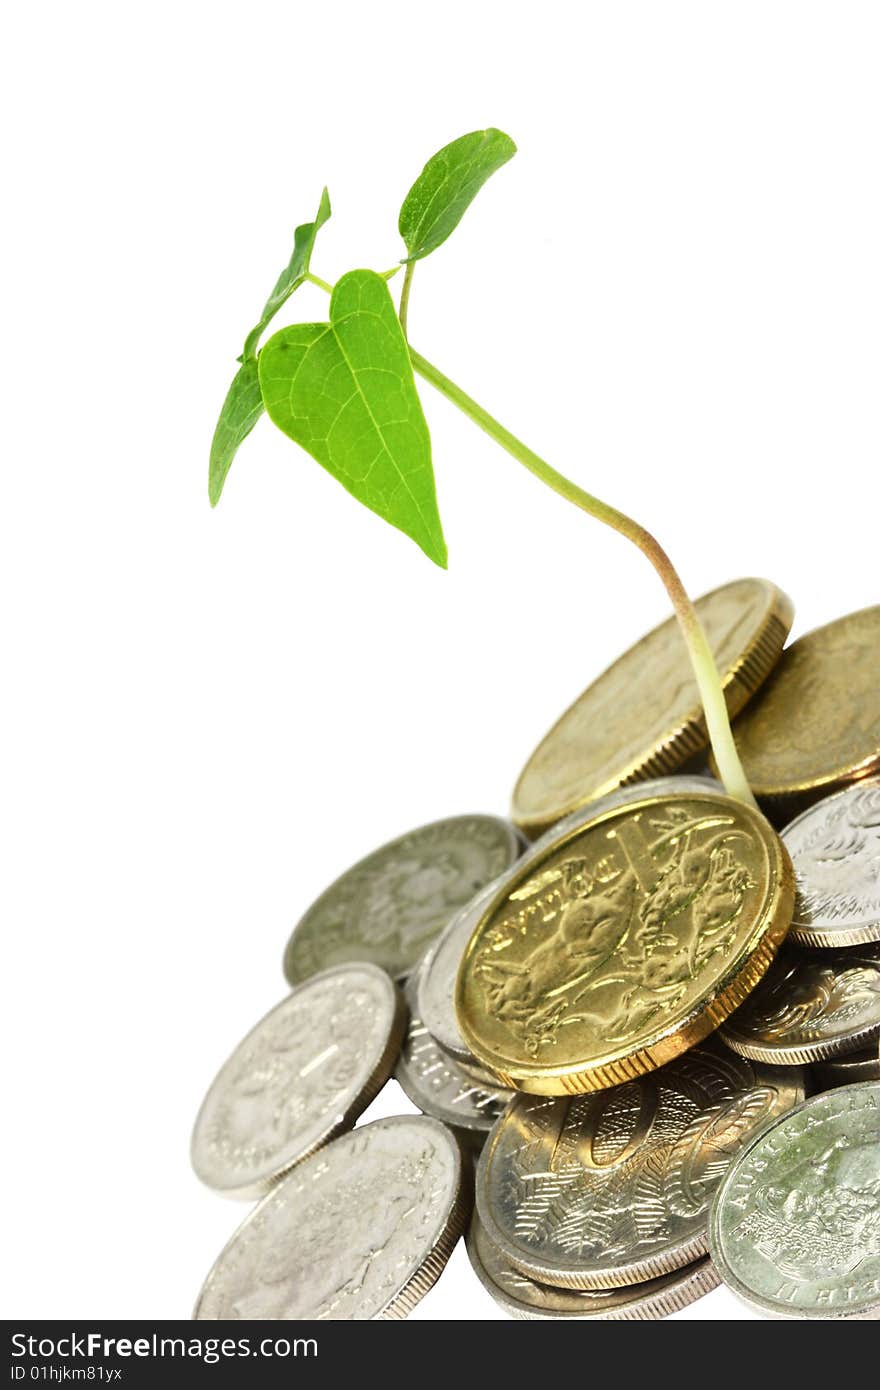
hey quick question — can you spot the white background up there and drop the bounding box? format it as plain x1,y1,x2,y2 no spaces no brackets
3,1,878,1323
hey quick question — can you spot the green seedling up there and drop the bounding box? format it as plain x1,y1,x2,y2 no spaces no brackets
208,130,754,806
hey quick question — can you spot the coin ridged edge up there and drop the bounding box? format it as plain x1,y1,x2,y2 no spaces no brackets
377,1124,472,1320
191,966,407,1199
513,580,793,837
720,1018,880,1067
466,1221,720,1319
459,795,795,1096
789,918,880,950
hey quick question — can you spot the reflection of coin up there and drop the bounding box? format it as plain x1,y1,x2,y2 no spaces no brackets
511,578,792,838
812,1044,880,1091
782,780,880,948
475,1045,803,1289
395,975,513,1134
456,791,794,1095
709,1083,880,1319
466,1217,719,1320
195,1116,467,1320
719,945,880,1065
191,964,404,1198
724,607,880,818
421,778,726,1067
283,815,520,983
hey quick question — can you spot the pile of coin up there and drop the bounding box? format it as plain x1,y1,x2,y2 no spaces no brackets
191,584,880,1320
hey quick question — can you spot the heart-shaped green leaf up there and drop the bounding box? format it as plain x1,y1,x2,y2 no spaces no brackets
399,129,516,262
259,270,447,566
208,360,264,507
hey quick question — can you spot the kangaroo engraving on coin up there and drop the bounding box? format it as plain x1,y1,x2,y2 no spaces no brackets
475,1045,804,1289
284,815,521,983
719,945,880,1065
710,1083,880,1319
782,780,880,948
457,792,794,1094
466,1216,719,1320
191,964,404,1197
194,1116,466,1320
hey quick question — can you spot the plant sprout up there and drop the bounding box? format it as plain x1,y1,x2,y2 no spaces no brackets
209,129,755,807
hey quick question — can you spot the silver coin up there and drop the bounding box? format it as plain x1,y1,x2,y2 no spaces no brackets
709,1082,880,1319
418,776,726,1067
719,944,880,1065
812,1043,880,1090
194,1115,467,1320
395,974,513,1133
466,1216,719,1320
476,1043,805,1289
191,964,404,1198
782,779,880,948
284,815,521,984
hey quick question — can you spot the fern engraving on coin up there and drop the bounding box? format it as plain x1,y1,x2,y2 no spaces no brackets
466,1216,720,1319
782,780,880,948
284,815,521,982
728,606,880,813
456,792,794,1094
195,1116,466,1320
191,964,404,1197
710,1083,880,1319
511,578,792,836
719,945,880,1064
475,1044,803,1289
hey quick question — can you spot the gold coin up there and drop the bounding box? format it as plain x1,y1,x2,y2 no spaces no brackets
511,578,793,838
455,791,794,1095
719,606,880,819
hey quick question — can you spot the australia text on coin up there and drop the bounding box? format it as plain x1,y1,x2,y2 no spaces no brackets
284,815,520,982
710,1083,880,1319
475,1044,803,1288
191,964,404,1197
457,793,793,1093
783,779,880,947
195,1116,465,1320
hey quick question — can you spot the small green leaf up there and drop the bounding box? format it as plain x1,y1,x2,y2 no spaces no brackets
399,129,516,262
209,190,331,505
259,270,447,566
242,188,331,360
208,360,264,507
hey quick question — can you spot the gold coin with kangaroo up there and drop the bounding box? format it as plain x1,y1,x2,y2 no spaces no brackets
455,792,794,1094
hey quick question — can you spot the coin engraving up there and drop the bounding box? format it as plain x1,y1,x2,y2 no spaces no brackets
284,815,520,982
191,964,403,1197
195,1116,465,1320
710,1083,880,1318
466,1217,719,1320
783,780,880,947
719,945,880,1065
457,793,793,1093
476,1045,802,1288
730,607,880,807
512,578,792,834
